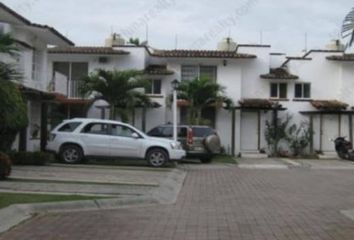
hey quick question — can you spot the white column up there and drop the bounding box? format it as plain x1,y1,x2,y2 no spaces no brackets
173,89,177,142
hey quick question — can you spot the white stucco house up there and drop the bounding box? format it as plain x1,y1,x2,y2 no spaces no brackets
0,2,74,152
2,2,354,157
48,34,354,157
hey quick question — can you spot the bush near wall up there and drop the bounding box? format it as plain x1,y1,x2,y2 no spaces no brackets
0,152,12,180
8,151,53,166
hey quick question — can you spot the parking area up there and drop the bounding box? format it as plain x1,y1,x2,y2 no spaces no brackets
2,159,354,239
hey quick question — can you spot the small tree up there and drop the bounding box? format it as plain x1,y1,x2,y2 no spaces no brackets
287,121,312,157
264,114,292,157
265,114,313,157
177,77,232,125
128,38,140,46
342,8,354,48
80,69,150,122
0,34,28,152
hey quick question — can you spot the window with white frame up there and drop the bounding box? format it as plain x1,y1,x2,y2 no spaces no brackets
31,50,40,81
0,23,5,35
181,65,217,82
53,62,88,98
181,65,198,81
270,83,287,99
146,79,162,94
294,83,311,99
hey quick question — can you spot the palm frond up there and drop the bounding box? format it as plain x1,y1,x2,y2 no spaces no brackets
0,34,18,56
342,8,354,47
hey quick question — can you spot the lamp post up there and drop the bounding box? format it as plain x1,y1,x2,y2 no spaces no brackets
171,79,180,142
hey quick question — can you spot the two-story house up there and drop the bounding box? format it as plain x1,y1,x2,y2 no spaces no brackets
0,2,74,152
5,1,353,157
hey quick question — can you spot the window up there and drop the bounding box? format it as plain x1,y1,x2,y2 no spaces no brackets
147,127,163,137
295,83,311,99
111,125,137,138
58,122,82,132
82,123,109,135
31,50,40,81
146,79,162,94
181,65,217,82
0,23,5,35
53,62,88,98
192,127,215,137
162,127,173,138
71,62,89,98
200,66,217,82
270,83,287,99
181,65,199,81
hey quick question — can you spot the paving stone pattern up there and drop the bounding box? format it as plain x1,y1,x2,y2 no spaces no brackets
2,166,354,240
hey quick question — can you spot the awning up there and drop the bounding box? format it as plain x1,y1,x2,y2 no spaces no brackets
52,93,93,105
18,85,55,101
236,98,286,110
144,65,174,75
311,100,348,111
260,68,299,80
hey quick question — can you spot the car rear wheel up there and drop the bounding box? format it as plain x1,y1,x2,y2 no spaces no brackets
146,148,168,167
60,144,83,164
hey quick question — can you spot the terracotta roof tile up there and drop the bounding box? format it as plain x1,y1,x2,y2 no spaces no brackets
52,93,92,105
48,47,130,55
151,50,256,59
311,100,348,110
327,54,354,61
260,68,299,80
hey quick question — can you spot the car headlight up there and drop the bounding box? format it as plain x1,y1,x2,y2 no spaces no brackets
170,142,182,150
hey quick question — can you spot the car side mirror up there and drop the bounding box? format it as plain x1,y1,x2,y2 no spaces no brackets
131,133,140,139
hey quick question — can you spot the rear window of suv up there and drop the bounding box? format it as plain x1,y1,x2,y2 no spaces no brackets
58,122,82,132
192,127,214,137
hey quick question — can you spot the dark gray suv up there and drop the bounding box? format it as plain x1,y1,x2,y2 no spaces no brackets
147,125,221,163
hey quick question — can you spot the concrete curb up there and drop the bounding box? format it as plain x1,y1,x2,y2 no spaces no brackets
0,168,186,234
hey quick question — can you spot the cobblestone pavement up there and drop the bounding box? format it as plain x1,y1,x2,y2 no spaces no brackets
2,165,354,240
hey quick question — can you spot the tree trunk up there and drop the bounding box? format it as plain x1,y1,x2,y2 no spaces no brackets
196,108,202,125
109,105,115,120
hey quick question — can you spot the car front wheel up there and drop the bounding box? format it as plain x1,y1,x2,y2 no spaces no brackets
146,148,168,167
60,144,83,164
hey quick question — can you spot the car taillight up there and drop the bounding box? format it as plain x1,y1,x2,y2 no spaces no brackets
187,128,193,145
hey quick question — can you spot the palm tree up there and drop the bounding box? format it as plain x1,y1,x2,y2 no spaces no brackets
0,34,20,81
0,33,27,152
80,69,151,122
342,8,354,48
177,77,233,125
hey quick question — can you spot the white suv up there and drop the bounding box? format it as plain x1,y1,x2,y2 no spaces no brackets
46,118,186,167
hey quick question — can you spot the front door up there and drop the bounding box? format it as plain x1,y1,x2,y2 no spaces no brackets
322,115,339,152
241,111,259,152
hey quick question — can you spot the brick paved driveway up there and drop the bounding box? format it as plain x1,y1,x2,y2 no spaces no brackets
2,165,354,240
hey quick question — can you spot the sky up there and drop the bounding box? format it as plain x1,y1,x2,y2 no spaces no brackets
3,0,353,54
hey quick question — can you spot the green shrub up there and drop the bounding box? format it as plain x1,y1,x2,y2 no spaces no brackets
0,82,28,152
0,152,12,179
8,151,53,166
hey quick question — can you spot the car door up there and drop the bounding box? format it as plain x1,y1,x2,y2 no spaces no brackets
79,122,111,157
109,124,144,158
